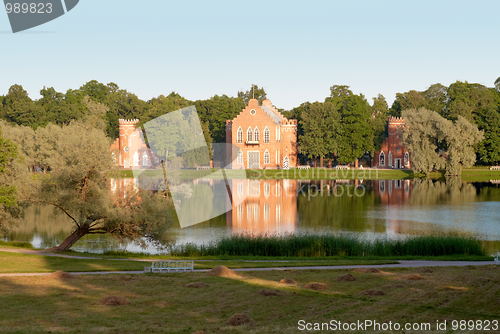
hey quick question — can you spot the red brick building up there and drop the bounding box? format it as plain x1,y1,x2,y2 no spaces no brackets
110,119,153,169
372,116,411,169
226,99,298,169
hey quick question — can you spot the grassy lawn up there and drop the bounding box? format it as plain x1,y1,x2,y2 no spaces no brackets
115,167,500,181
0,252,146,273
0,251,401,273
0,266,498,333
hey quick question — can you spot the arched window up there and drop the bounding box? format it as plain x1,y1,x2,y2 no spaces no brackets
237,127,243,143
237,150,243,164
142,151,149,167
247,127,253,142
388,151,392,167
254,127,260,142
264,127,270,143
379,151,385,166
133,151,139,166
404,152,409,167
264,150,270,164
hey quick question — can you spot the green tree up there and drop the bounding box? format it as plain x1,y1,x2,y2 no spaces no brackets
401,108,447,174
401,108,483,175
298,101,340,166
1,85,45,128
443,116,484,175
336,94,374,164
194,95,245,143
237,84,267,104
390,90,425,117
370,94,389,152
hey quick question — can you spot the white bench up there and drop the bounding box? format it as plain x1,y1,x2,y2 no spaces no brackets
490,166,500,170
297,165,311,169
144,260,194,273
335,165,350,170
196,166,211,170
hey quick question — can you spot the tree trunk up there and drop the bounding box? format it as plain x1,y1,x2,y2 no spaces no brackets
46,226,89,252
320,156,324,168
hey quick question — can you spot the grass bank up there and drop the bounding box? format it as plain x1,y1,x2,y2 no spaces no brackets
116,167,500,181
169,235,487,257
0,266,498,333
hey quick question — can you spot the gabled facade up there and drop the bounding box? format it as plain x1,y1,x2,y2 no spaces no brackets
372,116,411,169
110,119,155,169
226,99,298,169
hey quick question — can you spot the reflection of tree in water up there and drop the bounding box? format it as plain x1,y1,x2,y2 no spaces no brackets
297,181,382,232
5,205,74,248
408,178,477,206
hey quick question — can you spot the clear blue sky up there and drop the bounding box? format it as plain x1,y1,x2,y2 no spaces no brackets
1,0,499,110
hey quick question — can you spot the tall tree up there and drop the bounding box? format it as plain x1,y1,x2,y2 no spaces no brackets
336,94,374,164
443,116,484,175
298,101,340,166
370,94,389,152
401,108,447,175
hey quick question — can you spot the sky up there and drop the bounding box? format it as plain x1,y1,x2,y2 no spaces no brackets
1,0,499,110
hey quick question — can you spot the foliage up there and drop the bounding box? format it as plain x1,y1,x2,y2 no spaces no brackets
0,130,25,234
169,234,485,257
402,108,483,175
370,94,389,151
298,101,340,162
237,84,267,104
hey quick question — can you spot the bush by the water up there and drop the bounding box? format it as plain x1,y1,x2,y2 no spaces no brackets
168,234,485,257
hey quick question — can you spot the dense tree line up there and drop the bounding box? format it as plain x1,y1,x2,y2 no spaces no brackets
1,78,500,166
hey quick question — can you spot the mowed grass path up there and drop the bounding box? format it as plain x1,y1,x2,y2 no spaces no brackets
0,251,398,273
0,266,498,333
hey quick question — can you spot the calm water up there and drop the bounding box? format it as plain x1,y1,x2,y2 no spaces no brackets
5,178,500,254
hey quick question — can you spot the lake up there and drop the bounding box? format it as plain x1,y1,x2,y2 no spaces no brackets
4,178,500,254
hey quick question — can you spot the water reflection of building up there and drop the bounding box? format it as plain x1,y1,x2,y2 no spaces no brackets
110,178,138,198
374,179,412,205
227,179,297,234
374,179,413,235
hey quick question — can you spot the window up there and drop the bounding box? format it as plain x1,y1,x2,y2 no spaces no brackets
264,127,270,143
264,204,270,221
237,150,243,164
142,151,149,167
379,180,385,192
254,127,260,142
250,109,256,115
379,151,385,166
404,152,409,166
388,151,392,167
237,127,243,143
264,150,270,164
133,151,139,166
247,127,253,141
